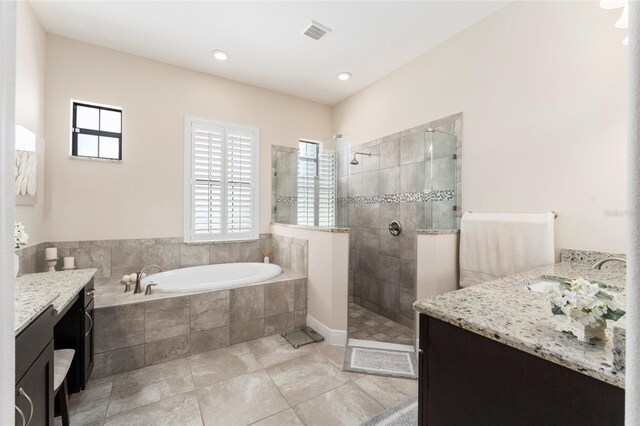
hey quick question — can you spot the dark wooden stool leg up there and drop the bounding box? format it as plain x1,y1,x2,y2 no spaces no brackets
59,378,70,426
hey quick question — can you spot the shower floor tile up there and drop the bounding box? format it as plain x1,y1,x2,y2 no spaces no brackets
348,303,415,345
59,334,417,426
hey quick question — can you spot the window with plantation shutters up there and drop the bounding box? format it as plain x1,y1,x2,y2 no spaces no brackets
296,140,336,227
297,141,317,226
184,117,259,242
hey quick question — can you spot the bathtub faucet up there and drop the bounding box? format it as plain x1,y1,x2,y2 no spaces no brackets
134,264,165,294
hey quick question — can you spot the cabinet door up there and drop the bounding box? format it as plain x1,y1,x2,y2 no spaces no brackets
83,298,95,384
15,340,53,426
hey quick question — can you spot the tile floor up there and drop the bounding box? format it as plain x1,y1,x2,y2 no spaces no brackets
58,334,418,426
348,303,415,345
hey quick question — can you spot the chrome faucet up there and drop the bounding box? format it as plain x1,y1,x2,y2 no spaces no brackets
591,257,626,270
144,281,158,295
134,264,164,294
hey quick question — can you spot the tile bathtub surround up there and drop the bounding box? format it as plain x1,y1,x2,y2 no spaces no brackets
18,234,274,277
16,241,53,276
66,335,418,425
92,277,308,378
271,233,309,275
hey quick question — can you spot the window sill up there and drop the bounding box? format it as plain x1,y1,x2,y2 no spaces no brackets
69,155,121,164
185,238,260,246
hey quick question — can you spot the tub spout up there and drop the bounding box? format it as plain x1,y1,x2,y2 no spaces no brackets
134,264,165,294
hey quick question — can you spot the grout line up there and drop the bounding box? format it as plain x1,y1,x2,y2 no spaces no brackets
101,389,195,422
187,352,206,425
247,408,300,426
264,368,293,412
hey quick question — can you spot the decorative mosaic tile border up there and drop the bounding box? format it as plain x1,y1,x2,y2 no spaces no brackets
275,190,455,205
274,195,299,204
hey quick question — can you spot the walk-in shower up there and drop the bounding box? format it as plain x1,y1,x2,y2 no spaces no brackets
270,113,462,346
344,113,462,346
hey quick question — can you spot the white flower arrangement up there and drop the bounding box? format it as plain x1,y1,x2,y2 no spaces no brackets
546,277,625,327
14,222,29,249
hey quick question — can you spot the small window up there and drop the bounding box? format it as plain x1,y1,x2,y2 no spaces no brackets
297,140,336,227
184,117,259,242
71,102,122,160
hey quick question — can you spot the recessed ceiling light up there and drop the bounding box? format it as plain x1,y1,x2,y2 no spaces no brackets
338,72,352,81
211,50,229,61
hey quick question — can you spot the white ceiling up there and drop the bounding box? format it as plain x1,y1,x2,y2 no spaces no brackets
30,1,509,105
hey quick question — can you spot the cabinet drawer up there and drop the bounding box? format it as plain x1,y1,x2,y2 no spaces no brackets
16,306,54,383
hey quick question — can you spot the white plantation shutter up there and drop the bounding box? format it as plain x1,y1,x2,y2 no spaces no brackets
185,118,258,242
226,128,256,237
317,150,336,227
297,141,317,226
296,140,336,227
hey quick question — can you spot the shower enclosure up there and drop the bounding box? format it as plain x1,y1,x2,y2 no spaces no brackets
421,128,459,230
343,114,462,346
271,137,342,227
270,113,461,346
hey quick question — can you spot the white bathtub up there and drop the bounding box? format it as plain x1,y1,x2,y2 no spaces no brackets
141,262,282,293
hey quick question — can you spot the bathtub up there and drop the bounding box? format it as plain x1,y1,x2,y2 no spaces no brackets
141,262,282,293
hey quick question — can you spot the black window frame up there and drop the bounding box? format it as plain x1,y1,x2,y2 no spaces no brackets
71,102,123,160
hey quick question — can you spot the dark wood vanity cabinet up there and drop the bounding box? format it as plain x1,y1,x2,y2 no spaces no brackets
15,306,54,426
418,314,624,426
54,278,95,393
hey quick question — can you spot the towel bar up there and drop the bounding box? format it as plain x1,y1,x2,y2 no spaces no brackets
465,211,558,219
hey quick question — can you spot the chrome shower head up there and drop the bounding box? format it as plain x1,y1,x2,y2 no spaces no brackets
350,151,371,166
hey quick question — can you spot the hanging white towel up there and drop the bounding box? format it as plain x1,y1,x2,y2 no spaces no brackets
459,212,555,288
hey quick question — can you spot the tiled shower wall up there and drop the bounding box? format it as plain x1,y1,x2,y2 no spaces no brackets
342,113,462,329
343,136,421,329
17,233,310,279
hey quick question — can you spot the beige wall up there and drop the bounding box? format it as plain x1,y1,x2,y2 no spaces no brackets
333,1,628,253
271,225,349,340
45,35,332,242
15,2,46,245
416,233,459,303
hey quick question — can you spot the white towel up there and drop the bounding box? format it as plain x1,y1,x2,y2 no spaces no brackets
459,212,555,288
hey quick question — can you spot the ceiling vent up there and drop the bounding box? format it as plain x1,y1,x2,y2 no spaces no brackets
303,21,332,41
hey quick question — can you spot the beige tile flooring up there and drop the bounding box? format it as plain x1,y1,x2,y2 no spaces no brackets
58,334,417,426
348,303,415,345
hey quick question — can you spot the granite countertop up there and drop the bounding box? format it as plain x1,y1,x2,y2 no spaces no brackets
94,271,307,309
416,229,460,235
414,262,626,388
15,269,97,334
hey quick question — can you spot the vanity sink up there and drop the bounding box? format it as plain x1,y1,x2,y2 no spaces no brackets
526,277,562,293
523,275,624,294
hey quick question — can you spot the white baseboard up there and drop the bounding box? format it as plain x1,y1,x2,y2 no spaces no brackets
306,314,347,346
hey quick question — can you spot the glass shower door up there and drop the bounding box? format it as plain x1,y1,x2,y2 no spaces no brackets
427,130,457,229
